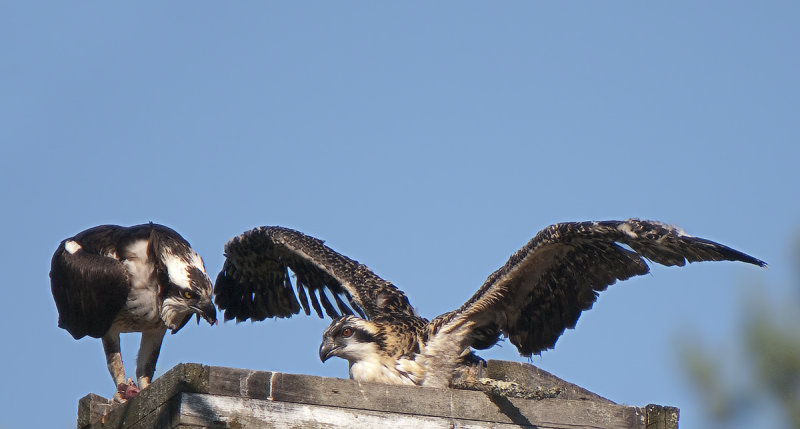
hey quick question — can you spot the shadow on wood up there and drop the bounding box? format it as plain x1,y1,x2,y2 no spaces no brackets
77,360,678,429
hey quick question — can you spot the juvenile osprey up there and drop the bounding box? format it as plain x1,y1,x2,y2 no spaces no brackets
50,223,217,401
214,220,765,388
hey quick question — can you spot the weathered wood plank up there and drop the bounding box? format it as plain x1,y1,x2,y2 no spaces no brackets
77,394,112,429
645,404,680,429
177,392,629,429
207,366,272,398
485,360,615,403
79,363,209,429
77,362,676,429
260,371,646,427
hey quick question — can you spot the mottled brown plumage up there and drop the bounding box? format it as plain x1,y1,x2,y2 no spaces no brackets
214,220,765,387
214,226,413,321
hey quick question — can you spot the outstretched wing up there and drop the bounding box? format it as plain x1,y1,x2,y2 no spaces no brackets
430,219,766,357
50,230,131,339
214,226,415,322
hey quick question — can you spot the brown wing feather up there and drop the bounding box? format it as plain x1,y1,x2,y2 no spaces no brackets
431,219,766,357
50,240,130,339
214,226,415,322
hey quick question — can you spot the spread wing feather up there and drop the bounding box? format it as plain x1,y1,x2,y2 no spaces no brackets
430,219,766,357
214,226,415,322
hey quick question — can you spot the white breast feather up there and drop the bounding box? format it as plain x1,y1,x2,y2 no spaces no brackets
350,358,419,386
342,341,420,385
113,239,162,330
123,240,155,291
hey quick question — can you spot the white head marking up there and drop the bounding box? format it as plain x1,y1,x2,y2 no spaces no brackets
162,249,205,290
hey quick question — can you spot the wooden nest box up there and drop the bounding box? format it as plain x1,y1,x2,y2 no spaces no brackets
78,360,678,428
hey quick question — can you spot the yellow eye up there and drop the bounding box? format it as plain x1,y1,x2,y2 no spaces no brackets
341,327,353,338
183,291,194,299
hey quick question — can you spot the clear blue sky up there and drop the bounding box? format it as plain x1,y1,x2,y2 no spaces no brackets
1,2,797,428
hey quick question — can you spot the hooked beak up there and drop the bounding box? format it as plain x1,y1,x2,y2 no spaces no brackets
319,338,338,363
192,299,218,326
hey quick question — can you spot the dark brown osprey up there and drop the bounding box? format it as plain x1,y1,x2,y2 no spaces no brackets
50,223,217,401
214,220,765,388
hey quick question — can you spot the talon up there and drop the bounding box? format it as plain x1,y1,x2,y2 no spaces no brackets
116,379,140,401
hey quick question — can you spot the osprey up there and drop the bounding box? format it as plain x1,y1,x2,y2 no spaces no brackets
214,219,765,388
50,223,217,401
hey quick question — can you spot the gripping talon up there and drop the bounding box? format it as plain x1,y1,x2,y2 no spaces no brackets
116,378,140,401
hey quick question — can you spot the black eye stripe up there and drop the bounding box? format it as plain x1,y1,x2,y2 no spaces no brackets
351,328,377,344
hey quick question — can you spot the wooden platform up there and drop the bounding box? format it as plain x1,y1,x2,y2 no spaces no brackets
77,360,678,429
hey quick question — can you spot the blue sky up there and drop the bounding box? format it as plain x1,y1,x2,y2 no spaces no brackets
1,2,797,428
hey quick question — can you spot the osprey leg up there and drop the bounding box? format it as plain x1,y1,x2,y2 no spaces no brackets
101,334,135,401
102,334,125,386
136,328,167,390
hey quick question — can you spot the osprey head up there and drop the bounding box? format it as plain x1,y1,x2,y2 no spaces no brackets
159,249,217,333
319,316,383,364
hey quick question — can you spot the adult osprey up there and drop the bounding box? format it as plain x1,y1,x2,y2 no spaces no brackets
214,219,765,388
50,223,217,401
